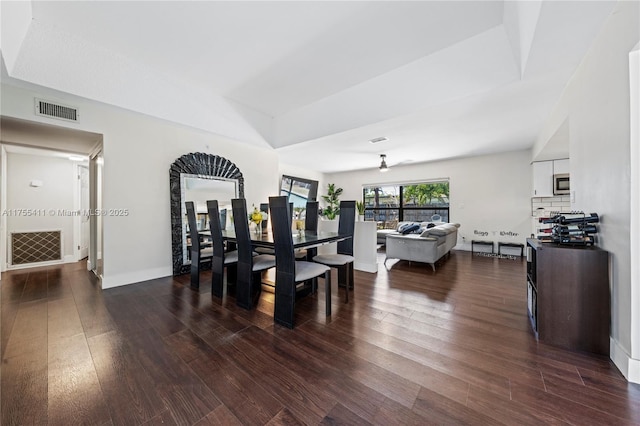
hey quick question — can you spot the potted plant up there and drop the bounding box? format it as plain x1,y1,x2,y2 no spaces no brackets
356,201,365,221
321,183,343,220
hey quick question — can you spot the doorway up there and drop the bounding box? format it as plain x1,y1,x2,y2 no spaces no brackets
0,116,103,279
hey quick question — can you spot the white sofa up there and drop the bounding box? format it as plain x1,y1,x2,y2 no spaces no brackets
377,221,430,244
384,223,460,271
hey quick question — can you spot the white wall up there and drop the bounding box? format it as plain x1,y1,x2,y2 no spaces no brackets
1,83,280,288
630,44,639,377
325,149,532,251
533,0,639,382
6,152,76,262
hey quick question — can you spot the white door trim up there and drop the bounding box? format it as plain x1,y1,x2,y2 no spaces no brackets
0,144,7,275
74,163,90,261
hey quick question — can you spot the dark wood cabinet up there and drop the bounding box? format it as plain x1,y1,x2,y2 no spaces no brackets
526,238,610,355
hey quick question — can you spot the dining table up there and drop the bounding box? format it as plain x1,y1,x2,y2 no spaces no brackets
206,229,350,327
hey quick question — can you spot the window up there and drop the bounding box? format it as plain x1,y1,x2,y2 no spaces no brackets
280,175,318,208
363,181,449,229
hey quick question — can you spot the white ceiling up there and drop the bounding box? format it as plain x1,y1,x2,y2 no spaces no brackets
0,1,617,173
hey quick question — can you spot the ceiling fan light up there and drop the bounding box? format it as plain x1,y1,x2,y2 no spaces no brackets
379,154,389,172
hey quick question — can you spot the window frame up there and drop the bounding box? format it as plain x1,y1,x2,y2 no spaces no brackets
280,175,319,207
362,181,450,227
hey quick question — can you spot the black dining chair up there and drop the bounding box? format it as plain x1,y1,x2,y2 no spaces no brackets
185,201,213,288
256,201,296,256
231,198,276,309
305,201,319,232
313,200,356,303
295,200,319,260
206,200,238,297
254,202,275,255
269,196,332,328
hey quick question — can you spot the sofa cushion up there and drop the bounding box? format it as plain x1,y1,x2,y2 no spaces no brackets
426,226,450,236
420,228,438,237
420,223,460,237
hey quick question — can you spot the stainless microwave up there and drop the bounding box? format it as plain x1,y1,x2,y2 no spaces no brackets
553,173,570,195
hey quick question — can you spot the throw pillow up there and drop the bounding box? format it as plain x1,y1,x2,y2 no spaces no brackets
397,222,412,233
401,223,420,234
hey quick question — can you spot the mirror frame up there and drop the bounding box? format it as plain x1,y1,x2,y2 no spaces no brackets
170,152,244,275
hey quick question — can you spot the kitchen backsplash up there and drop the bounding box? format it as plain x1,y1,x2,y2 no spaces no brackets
531,196,571,237
531,195,571,216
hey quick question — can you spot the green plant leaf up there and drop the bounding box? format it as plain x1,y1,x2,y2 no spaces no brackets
322,182,343,218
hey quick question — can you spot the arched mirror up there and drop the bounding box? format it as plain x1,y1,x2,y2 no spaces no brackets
170,152,244,275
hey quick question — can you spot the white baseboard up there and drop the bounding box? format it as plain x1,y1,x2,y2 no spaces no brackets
610,337,640,384
101,266,173,289
5,253,76,271
354,261,377,273
7,259,64,270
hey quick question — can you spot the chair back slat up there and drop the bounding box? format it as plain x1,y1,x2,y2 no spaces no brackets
185,201,200,253
337,201,356,256
269,196,295,274
231,198,254,264
305,201,319,232
206,200,225,258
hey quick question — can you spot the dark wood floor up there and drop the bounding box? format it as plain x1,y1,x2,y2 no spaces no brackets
2,250,639,425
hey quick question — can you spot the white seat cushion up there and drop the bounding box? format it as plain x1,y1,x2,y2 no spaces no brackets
253,254,276,272
200,247,214,257
295,261,330,282
224,250,238,264
255,247,275,255
313,254,355,266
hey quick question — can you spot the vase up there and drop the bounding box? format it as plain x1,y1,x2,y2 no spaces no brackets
253,221,262,234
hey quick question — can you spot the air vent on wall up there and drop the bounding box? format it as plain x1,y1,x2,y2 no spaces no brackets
369,136,388,144
35,98,79,122
11,230,62,265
